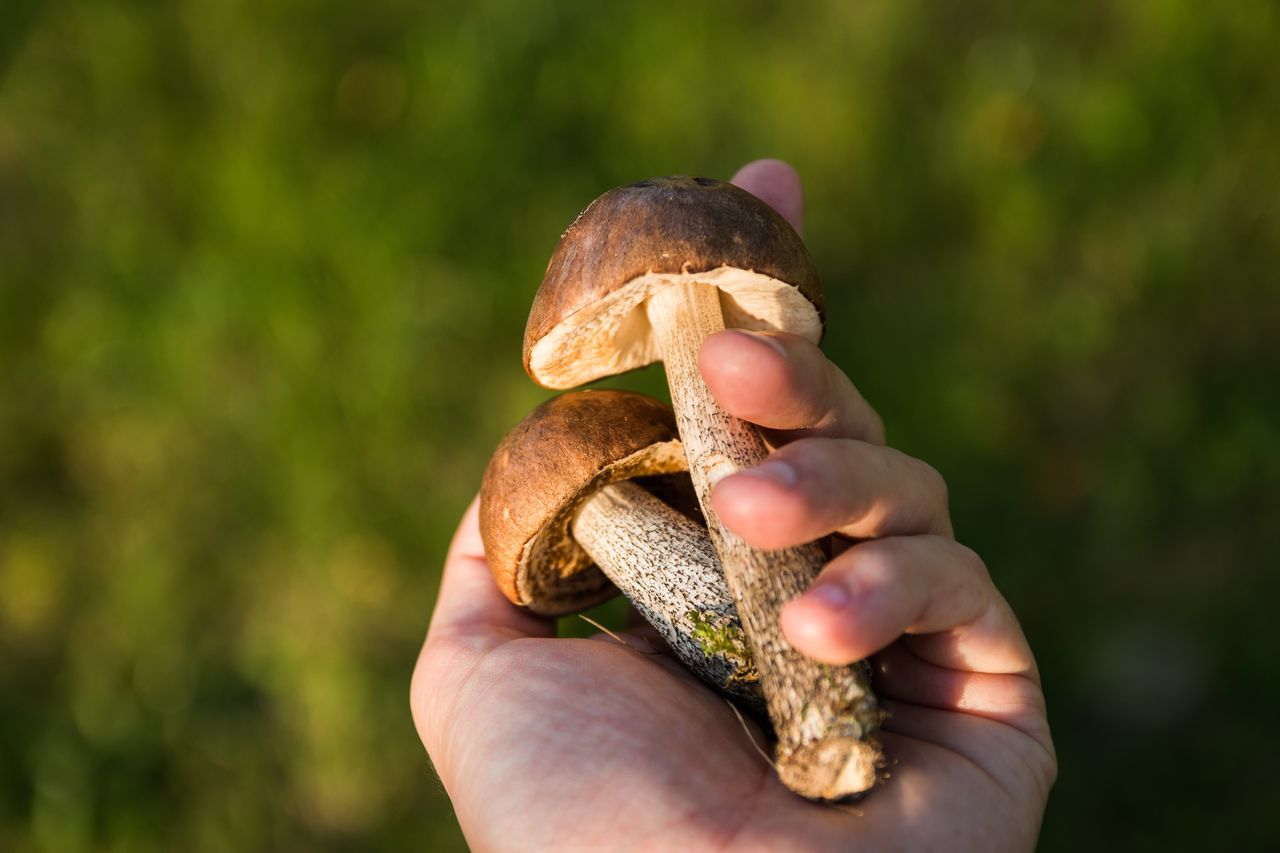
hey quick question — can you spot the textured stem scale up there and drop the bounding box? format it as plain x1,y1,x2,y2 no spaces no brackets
572,481,762,709
647,281,884,800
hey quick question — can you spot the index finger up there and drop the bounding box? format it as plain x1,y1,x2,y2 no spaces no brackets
699,330,886,445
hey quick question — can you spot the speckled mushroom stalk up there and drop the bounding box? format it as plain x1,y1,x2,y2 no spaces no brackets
479,390,761,708
524,177,884,800
571,480,761,708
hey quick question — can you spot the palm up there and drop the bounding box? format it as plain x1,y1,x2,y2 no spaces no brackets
420,620,1051,851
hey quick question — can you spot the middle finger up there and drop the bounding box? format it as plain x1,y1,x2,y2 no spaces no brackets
711,437,953,550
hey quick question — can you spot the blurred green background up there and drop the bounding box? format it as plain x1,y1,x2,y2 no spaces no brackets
2,0,1278,849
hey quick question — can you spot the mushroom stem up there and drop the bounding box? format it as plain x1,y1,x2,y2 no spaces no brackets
572,481,762,710
646,281,884,801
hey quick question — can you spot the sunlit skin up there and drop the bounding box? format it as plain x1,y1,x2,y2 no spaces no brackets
411,161,1056,851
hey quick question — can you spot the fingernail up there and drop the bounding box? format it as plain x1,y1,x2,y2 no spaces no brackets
704,454,740,488
730,329,789,359
801,582,849,612
738,459,798,489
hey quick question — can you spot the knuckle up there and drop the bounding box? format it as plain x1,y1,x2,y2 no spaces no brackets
1040,736,1060,791
950,540,991,583
776,436,834,476
913,458,950,509
865,409,887,445
811,356,846,423
836,536,904,583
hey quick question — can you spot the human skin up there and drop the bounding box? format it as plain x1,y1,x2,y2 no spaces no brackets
411,160,1056,851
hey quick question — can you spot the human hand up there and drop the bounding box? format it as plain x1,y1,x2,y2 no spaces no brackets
411,160,1056,851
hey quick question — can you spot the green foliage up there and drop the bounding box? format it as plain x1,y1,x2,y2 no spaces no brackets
1,0,1278,848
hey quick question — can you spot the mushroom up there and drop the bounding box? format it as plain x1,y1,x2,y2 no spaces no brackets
480,389,761,708
523,176,883,800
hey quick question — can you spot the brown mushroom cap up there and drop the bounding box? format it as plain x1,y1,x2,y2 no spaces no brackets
524,176,825,389
479,389,691,616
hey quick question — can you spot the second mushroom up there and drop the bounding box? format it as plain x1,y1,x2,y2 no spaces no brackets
480,389,762,710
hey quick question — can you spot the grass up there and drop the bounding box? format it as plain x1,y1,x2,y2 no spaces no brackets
1,0,1278,848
